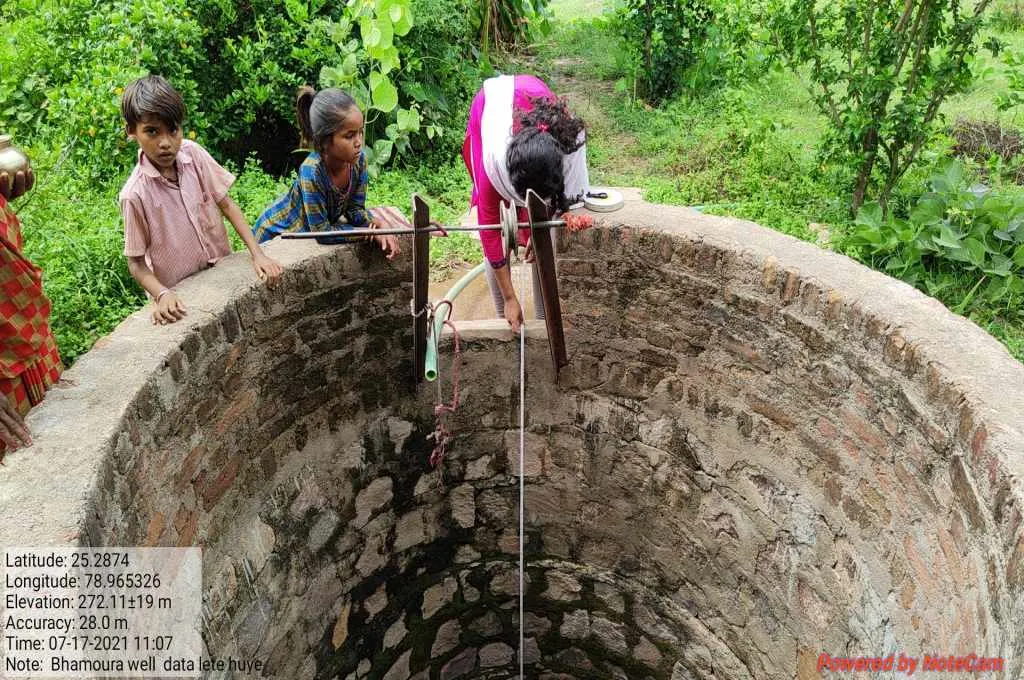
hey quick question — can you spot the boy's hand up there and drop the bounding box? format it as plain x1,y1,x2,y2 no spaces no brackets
253,253,283,287
152,291,187,325
0,396,31,453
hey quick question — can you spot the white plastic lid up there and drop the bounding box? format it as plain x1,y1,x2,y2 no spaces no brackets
583,187,624,212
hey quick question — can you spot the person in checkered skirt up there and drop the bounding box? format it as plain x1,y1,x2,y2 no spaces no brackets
0,164,62,462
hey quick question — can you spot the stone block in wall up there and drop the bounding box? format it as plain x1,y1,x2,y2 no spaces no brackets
561,610,590,640
449,484,476,529
505,430,547,477
384,616,407,650
353,476,394,527
441,647,477,680
634,636,663,668
394,508,429,552
521,637,541,665
591,615,629,655
543,571,582,602
432,619,462,657
422,577,459,619
382,649,411,680
307,508,340,553
468,611,502,637
479,642,514,667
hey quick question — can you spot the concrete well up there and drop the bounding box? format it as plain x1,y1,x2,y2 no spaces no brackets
2,196,1022,679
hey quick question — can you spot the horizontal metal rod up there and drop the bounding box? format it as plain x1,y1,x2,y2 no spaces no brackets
280,219,566,239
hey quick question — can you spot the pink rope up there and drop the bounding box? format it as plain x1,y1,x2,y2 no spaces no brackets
429,300,460,475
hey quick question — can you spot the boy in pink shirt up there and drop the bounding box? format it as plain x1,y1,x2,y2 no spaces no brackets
119,75,282,325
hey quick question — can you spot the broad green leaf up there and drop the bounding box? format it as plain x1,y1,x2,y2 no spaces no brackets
910,196,944,226
284,0,308,24
396,107,420,132
350,81,371,112
884,257,905,272
853,226,882,245
930,160,964,194
933,225,963,250
327,18,352,44
370,73,398,112
983,254,1013,277
378,16,393,48
374,45,400,74
365,24,382,47
393,5,412,35
963,237,988,267
855,202,883,230
342,53,359,76
1013,244,1024,267
374,138,394,164
404,81,427,101
320,65,346,87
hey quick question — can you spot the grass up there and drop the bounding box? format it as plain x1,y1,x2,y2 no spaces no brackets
546,0,606,22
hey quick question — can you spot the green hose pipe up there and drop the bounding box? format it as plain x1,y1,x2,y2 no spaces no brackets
424,262,487,381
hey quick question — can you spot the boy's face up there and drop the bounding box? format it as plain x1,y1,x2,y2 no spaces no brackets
324,107,364,166
128,115,182,172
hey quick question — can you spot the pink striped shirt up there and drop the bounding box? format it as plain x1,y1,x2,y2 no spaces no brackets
120,140,235,288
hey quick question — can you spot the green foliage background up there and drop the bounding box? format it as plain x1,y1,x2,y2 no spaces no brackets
3,0,1024,366
1,0,492,363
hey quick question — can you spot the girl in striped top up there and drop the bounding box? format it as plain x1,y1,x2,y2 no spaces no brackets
253,87,401,260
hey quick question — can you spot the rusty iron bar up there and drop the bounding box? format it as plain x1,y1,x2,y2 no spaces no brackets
279,220,566,239
526,189,568,376
412,194,431,383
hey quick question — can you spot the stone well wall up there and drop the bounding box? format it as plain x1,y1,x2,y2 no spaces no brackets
1,197,1022,680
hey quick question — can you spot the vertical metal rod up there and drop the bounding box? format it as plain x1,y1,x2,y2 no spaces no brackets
412,194,430,383
526,189,568,375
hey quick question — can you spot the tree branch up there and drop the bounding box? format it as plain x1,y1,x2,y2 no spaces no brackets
808,9,840,123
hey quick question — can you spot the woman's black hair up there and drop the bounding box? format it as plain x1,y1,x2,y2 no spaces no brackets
121,75,185,132
508,129,568,211
507,95,586,211
297,86,359,153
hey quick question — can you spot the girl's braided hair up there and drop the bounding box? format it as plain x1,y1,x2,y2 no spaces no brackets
507,95,586,212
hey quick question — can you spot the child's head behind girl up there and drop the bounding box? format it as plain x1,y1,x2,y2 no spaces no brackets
296,86,364,170
507,96,586,213
121,75,186,174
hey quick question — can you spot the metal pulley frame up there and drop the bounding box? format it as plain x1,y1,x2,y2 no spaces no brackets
282,190,569,383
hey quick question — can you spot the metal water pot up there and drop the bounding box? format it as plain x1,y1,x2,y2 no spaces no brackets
0,135,31,196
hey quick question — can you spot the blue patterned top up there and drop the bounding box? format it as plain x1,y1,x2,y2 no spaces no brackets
253,150,371,243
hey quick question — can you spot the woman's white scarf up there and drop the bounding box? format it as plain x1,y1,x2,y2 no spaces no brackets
481,75,522,206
